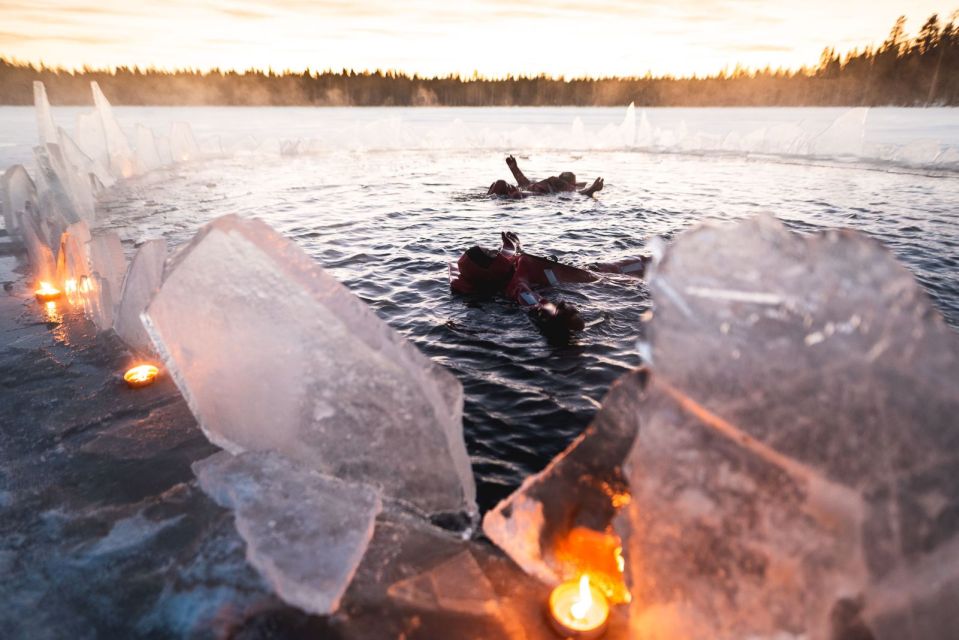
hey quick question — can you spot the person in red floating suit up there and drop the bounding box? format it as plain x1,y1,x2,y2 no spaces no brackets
449,231,649,335
487,155,604,198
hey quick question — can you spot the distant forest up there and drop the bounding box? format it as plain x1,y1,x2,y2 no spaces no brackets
1,13,957,107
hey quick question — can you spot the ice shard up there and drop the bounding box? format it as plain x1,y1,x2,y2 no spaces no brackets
135,124,163,173
87,231,126,330
19,208,57,281
60,127,113,192
91,81,135,178
33,81,59,146
34,143,95,223
115,239,167,355
483,369,643,601
387,550,501,616
1,165,37,238
620,215,959,640
169,122,200,162
75,110,110,172
193,450,381,616
143,215,476,517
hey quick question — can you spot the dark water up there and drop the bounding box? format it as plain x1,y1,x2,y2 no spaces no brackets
88,148,959,512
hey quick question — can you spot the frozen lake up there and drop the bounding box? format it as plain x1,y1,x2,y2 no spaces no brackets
2,105,958,507
1,105,959,636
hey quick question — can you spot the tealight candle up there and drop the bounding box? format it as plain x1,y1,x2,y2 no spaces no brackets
548,575,609,639
124,364,159,388
35,281,62,302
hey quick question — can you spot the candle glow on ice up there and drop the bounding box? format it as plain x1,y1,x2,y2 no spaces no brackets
124,364,159,388
35,281,62,302
548,574,609,638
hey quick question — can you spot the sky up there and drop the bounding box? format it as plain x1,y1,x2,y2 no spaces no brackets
0,0,956,78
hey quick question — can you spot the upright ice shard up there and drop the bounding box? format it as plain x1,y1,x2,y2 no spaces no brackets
143,215,476,517
91,81,135,178
169,122,200,162
620,215,959,640
60,127,113,192
33,81,59,146
483,369,643,602
75,110,110,172
87,231,126,330
19,208,57,281
135,125,163,174
1,165,37,238
34,143,95,223
194,450,381,616
115,239,167,355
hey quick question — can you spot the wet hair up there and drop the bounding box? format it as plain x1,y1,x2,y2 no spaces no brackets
558,172,576,186
488,179,513,196
465,245,497,268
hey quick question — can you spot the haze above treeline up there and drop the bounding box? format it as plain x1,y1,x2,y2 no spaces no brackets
1,13,956,107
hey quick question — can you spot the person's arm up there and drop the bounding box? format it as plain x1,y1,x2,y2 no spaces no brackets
590,255,649,279
579,177,604,197
506,155,532,188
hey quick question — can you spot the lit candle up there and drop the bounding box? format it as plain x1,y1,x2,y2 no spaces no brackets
35,281,62,302
548,575,609,639
124,364,159,388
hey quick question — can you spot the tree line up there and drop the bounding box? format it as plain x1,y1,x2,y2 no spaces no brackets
1,13,956,107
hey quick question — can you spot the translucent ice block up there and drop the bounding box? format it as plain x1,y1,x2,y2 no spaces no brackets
32,81,59,146
19,208,57,281
87,231,126,330
91,81,135,178
169,122,200,163
484,369,643,597
34,143,95,223
620,215,959,640
135,125,163,174
60,127,113,192
115,239,167,355
75,110,110,173
143,215,476,517
193,450,381,616
1,165,37,238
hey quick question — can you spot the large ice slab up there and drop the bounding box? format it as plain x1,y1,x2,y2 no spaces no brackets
115,239,167,355
1,165,37,238
19,208,56,281
620,215,959,640
91,81,135,178
483,369,643,601
87,231,126,330
135,124,163,173
193,450,381,616
143,215,476,517
33,81,58,146
170,122,200,162
34,143,95,223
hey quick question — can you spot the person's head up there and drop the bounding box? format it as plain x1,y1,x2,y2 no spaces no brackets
488,179,513,196
558,172,577,188
451,245,515,294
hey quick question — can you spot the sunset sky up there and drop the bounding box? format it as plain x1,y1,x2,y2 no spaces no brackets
0,0,955,78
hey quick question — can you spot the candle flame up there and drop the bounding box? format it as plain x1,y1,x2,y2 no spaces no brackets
570,575,592,621
124,364,159,387
36,281,60,295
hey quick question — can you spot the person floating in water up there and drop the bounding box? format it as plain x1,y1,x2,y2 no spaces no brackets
449,231,648,335
488,155,604,199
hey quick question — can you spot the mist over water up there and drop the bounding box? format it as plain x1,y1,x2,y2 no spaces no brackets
2,105,958,509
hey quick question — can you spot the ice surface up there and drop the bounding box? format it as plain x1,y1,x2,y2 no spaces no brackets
91,81,135,178
32,82,58,146
484,368,643,596
115,239,167,355
1,165,37,237
135,125,163,173
193,450,381,615
620,215,959,640
170,122,200,162
87,231,126,330
143,214,476,517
